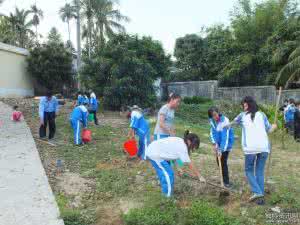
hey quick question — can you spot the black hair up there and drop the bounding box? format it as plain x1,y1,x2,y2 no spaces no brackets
289,98,295,105
78,91,82,95
284,99,289,103
13,105,18,110
46,90,53,98
241,96,258,121
208,106,220,118
184,130,200,154
167,93,181,103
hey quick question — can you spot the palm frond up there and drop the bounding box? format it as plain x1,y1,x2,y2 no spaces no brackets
285,68,300,88
276,56,300,84
288,46,300,61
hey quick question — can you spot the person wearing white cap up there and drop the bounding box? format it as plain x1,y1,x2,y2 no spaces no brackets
128,105,150,160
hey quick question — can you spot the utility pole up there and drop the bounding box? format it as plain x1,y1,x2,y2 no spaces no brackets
76,0,81,90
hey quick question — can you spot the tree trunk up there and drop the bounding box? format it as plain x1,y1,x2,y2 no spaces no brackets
67,19,71,43
88,17,91,59
35,25,38,43
76,0,81,89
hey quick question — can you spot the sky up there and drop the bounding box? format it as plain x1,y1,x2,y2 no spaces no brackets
0,0,248,54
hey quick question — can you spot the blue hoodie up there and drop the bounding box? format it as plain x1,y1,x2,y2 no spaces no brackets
77,95,84,106
209,115,235,152
70,105,88,128
130,110,150,137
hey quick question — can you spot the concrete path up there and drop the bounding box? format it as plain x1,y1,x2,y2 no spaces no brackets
0,102,64,225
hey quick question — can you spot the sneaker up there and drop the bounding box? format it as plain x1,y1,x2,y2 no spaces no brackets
224,183,233,189
249,194,264,202
256,198,265,205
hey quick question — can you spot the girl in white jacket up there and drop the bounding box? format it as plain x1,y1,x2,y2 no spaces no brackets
230,96,277,204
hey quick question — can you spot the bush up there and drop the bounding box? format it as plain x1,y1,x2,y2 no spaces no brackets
259,104,284,129
62,210,89,225
183,201,241,225
123,199,178,225
183,96,212,105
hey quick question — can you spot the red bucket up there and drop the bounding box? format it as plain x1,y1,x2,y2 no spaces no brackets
82,129,92,143
123,139,138,157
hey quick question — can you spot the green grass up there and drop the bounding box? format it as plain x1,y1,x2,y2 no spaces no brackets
44,101,300,225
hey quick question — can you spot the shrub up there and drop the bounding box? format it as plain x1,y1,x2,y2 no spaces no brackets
183,96,212,105
183,201,241,225
62,210,88,225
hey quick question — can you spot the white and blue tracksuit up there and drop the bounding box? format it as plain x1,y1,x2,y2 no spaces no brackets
70,105,88,145
209,115,234,152
130,111,150,160
90,96,98,111
83,95,89,105
284,104,296,122
77,95,84,106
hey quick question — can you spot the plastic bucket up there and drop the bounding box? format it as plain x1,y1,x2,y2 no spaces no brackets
123,139,138,157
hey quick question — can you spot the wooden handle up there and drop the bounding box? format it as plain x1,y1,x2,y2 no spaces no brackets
274,87,282,124
218,156,224,187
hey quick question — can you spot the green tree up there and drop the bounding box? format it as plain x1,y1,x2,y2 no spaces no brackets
27,29,73,92
48,27,62,43
8,8,34,48
29,4,43,42
0,16,15,44
59,3,77,44
88,0,129,47
81,34,171,110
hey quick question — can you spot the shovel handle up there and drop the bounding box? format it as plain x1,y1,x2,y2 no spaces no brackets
218,155,224,187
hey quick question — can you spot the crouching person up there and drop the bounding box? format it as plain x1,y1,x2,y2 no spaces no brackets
208,107,235,188
145,131,205,197
70,103,88,145
128,105,150,160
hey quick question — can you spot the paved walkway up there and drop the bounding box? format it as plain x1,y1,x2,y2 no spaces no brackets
0,102,64,225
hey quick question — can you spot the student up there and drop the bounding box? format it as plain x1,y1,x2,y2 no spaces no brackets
77,91,84,106
284,98,296,134
39,91,59,140
11,105,23,122
70,102,88,145
153,93,181,140
146,131,205,197
128,105,150,160
208,107,234,188
83,92,90,105
229,96,276,204
89,91,99,125
294,101,300,142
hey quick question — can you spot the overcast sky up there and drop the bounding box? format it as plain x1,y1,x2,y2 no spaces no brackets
0,0,257,54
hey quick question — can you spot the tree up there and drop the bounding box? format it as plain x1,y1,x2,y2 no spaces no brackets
89,0,129,47
59,3,76,44
80,34,171,110
48,27,62,43
0,16,15,44
27,29,73,92
8,8,34,48
29,4,43,42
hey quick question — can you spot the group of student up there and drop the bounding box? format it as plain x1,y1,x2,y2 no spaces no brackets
128,94,277,205
281,98,300,141
38,90,99,145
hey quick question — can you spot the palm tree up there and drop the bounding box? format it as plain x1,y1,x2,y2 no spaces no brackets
274,33,300,88
89,0,129,47
29,4,43,42
59,3,77,44
9,8,34,48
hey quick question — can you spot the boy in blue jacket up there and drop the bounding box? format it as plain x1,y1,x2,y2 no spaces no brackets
70,103,88,145
128,105,150,160
77,91,84,106
89,91,99,125
208,106,234,188
284,98,296,134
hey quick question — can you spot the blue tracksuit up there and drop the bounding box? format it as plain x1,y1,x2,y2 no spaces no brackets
70,105,88,145
209,115,235,152
90,96,98,111
77,95,84,106
83,96,89,105
284,104,296,122
130,111,150,160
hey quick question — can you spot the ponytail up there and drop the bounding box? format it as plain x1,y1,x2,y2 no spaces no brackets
184,130,200,154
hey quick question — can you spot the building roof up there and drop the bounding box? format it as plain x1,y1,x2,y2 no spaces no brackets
0,42,29,56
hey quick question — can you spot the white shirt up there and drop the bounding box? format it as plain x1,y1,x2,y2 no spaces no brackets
234,111,271,154
146,137,191,163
